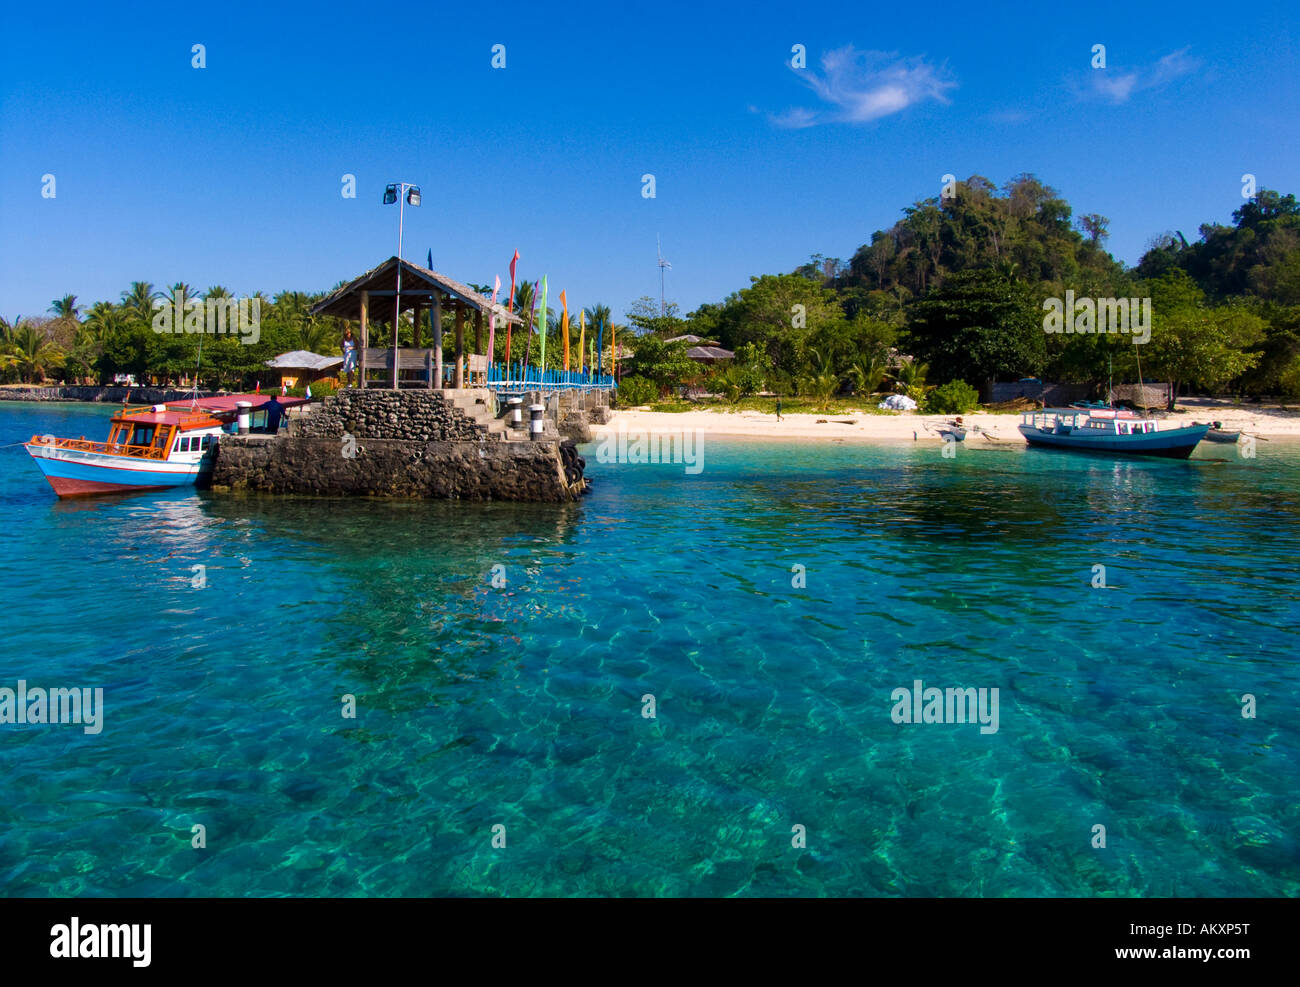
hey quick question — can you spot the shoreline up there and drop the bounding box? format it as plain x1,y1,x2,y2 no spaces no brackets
591,398,1300,442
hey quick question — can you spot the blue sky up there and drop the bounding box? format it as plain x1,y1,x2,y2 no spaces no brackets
2,0,1297,321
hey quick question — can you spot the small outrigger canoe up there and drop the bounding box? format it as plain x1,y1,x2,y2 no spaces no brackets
1019,407,1207,459
1198,421,1242,444
25,394,306,497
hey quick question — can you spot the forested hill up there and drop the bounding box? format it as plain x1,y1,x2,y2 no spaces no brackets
1135,189,1300,304
804,173,1127,317
637,174,1300,408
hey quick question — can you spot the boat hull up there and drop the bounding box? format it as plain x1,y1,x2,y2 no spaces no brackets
1018,423,1208,459
1202,430,1241,444
25,445,208,497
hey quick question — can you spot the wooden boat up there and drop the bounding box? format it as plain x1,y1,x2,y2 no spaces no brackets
25,394,305,497
1198,421,1242,444
923,417,967,441
1019,407,1207,459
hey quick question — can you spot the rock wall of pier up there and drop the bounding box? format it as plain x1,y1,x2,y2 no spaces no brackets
211,388,589,501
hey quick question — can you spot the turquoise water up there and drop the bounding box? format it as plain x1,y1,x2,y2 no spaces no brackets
1,401,1297,897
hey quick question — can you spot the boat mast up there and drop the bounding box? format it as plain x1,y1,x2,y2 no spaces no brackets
190,332,203,409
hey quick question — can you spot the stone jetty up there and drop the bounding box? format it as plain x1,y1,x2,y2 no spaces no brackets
210,388,590,502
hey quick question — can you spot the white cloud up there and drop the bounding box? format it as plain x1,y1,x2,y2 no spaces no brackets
772,46,956,127
1083,47,1200,104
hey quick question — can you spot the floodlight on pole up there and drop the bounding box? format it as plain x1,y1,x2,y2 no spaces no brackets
383,181,422,388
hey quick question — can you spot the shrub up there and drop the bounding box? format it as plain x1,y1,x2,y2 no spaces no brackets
923,379,981,414
615,375,657,406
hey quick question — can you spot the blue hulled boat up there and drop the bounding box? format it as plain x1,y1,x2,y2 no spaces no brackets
1018,407,1208,459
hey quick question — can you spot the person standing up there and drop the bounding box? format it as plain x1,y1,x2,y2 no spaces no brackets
776,397,783,422
341,327,357,388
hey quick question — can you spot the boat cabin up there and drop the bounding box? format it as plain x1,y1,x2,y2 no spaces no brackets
1021,408,1159,436
106,406,224,461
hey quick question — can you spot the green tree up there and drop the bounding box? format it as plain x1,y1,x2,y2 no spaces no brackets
905,267,1044,396
1144,271,1264,408
626,335,694,396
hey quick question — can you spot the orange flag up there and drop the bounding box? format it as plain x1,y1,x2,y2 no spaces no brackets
561,291,570,372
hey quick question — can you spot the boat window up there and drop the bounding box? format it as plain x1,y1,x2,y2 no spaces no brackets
201,435,213,450
130,425,155,447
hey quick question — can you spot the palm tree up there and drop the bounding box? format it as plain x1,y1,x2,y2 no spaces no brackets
121,282,159,326
512,282,535,316
849,355,888,397
801,347,841,409
204,285,232,299
296,318,333,353
888,358,930,400
50,294,81,318
10,325,64,383
83,301,125,342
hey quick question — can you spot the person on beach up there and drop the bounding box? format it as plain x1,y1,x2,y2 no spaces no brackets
776,397,783,422
341,327,357,387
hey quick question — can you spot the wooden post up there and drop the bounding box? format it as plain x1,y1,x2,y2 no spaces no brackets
474,308,484,386
390,301,400,391
432,294,443,390
359,290,369,390
455,301,466,389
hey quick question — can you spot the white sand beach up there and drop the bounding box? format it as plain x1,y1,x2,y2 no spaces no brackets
592,397,1300,443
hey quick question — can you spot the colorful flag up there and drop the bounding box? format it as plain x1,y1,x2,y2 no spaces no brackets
596,312,604,378
611,321,616,380
561,290,569,372
524,280,539,373
578,311,586,376
426,248,433,270
506,250,519,368
488,275,500,368
538,276,549,372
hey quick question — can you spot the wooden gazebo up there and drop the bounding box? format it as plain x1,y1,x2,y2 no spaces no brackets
310,256,521,389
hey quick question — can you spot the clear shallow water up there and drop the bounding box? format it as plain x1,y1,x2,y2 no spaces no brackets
0,401,1297,897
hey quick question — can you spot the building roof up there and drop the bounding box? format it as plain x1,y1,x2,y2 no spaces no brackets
309,256,522,324
686,345,734,361
265,350,344,372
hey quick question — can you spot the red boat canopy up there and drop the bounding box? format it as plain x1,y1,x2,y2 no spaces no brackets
163,394,309,415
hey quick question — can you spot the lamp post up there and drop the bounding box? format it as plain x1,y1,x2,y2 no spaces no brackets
383,182,421,388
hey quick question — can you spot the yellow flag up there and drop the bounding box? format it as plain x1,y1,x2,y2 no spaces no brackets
561,290,570,372
578,311,585,375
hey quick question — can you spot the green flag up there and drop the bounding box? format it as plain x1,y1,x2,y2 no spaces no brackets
538,276,548,372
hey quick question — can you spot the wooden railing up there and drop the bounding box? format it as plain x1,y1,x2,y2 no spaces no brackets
28,435,169,460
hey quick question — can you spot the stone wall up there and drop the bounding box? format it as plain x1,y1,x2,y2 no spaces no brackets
211,434,588,501
0,385,220,403
292,388,485,441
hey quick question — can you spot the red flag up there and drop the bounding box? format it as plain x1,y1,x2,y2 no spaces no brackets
506,250,519,368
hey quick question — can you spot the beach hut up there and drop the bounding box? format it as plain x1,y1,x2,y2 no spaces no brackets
265,350,344,391
666,334,734,365
310,257,521,390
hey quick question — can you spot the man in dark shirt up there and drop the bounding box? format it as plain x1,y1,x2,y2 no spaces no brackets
265,395,287,432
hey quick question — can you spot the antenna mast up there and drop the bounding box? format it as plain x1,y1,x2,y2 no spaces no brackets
657,234,671,316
